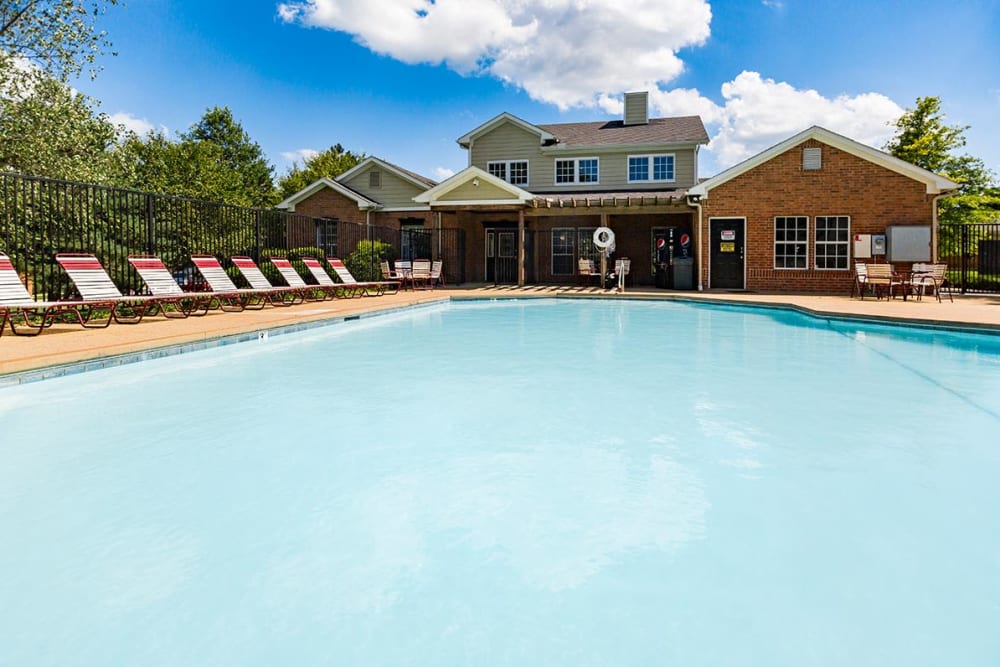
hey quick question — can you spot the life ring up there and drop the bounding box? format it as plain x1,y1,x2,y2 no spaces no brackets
593,227,615,250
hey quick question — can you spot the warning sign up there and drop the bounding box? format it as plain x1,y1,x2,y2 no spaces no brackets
721,230,736,241
720,242,735,253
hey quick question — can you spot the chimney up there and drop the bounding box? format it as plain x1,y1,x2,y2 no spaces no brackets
623,91,649,126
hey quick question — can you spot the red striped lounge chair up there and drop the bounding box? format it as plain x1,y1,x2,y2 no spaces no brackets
55,252,167,324
0,251,110,336
269,257,340,301
230,256,306,306
127,255,233,316
299,257,362,299
328,257,399,296
190,255,270,310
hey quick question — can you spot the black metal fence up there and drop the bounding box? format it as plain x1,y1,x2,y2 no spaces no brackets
939,222,1000,294
0,172,465,299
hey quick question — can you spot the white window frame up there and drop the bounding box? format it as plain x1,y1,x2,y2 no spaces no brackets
487,160,529,186
814,215,851,271
551,227,576,275
774,216,809,270
554,157,600,185
627,154,676,183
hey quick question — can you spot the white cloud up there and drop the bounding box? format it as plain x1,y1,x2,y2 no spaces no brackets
278,0,712,110
432,166,455,181
107,112,163,137
280,148,321,164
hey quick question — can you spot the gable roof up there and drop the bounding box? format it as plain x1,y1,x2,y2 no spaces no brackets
538,116,709,148
413,166,535,206
337,156,437,190
457,112,556,148
275,177,380,212
689,126,960,198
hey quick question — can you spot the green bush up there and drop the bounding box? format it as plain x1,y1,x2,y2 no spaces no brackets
344,240,397,282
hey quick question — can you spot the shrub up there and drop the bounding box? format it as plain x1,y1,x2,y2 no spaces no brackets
344,240,397,282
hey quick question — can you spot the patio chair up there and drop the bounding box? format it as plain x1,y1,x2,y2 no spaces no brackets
430,260,444,287
852,262,871,299
299,257,361,299
578,258,601,286
864,263,904,300
394,260,413,290
411,259,432,290
190,255,271,310
55,252,169,324
911,263,953,302
1,251,113,335
229,256,306,306
328,257,399,296
127,255,227,316
268,257,335,301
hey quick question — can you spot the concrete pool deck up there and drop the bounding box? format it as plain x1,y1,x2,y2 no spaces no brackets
3,286,1000,381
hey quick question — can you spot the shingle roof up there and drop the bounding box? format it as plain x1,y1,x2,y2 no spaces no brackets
379,159,438,188
536,116,709,147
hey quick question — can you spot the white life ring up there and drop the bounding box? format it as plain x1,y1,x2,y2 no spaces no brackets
593,227,615,250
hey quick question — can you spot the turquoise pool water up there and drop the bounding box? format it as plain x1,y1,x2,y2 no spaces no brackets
2,299,999,665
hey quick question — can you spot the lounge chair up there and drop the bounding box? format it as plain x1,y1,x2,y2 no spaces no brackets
1,251,114,335
229,256,307,306
127,255,227,316
268,257,340,301
328,257,399,296
55,252,168,324
190,255,270,310
299,257,362,299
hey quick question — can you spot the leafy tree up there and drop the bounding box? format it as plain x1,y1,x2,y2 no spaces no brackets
277,143,365,200
0,0,120,81
885,96,1000,225
0,73,121,182
180,106,276,207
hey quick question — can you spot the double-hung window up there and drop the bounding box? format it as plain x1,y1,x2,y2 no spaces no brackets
815,216,850,270
554,157,599,184
628,154,675,183
487,160,529,186
774,216,808,269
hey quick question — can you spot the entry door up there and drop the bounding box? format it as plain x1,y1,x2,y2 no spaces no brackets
486,229,517,284
710,218,745,289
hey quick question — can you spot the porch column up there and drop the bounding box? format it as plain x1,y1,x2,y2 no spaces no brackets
518,209,526,287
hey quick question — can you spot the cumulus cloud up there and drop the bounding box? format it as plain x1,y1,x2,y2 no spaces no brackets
277,1,904,173
278,0,712,110
432,166,455,181
281,148,321,164
107,112,163,137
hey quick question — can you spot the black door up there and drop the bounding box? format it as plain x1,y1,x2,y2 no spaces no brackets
710,219,745,289
486,229,517,284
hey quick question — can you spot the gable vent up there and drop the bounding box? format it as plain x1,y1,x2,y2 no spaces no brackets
803,147,822,170
369,170,382,187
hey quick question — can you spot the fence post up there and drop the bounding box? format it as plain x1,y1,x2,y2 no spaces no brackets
961,224,968,294
255,209,262,262
145,193,155,255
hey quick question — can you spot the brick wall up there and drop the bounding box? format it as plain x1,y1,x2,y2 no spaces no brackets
699,139,935,293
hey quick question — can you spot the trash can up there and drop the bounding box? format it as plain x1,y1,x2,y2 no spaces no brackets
655,263,672,289
672,257,694,290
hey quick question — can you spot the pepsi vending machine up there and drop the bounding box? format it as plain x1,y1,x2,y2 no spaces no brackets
654,228,692,288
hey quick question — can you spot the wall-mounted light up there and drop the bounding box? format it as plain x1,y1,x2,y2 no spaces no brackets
472,177,480,187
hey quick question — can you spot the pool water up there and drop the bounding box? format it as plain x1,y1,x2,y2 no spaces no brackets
2,299,999,665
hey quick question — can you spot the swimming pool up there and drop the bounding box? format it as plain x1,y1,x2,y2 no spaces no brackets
2,299,999,665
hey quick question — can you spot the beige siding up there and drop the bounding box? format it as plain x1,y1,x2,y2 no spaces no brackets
341,164,426,208
469,119,698,190
440,179,512,202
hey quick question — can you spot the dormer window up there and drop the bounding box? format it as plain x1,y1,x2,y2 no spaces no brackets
628,154,675,183
369,170,382,188
487,160,529,186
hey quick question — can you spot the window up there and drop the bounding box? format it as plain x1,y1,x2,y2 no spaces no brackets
554,157,599,184
552,228,576,275
774,216,808,269
369,170,381,188
316,218,338,257
815,216,850,270
577,227,601,266
628,154,675,183
487,160,529,186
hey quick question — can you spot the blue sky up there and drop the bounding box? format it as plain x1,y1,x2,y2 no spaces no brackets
78,0,1000,184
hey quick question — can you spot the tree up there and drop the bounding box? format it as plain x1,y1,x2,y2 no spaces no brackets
885,96,1000,225
180,106,276,208
0,0,120,81
0,73,121,182
277,143,365,200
